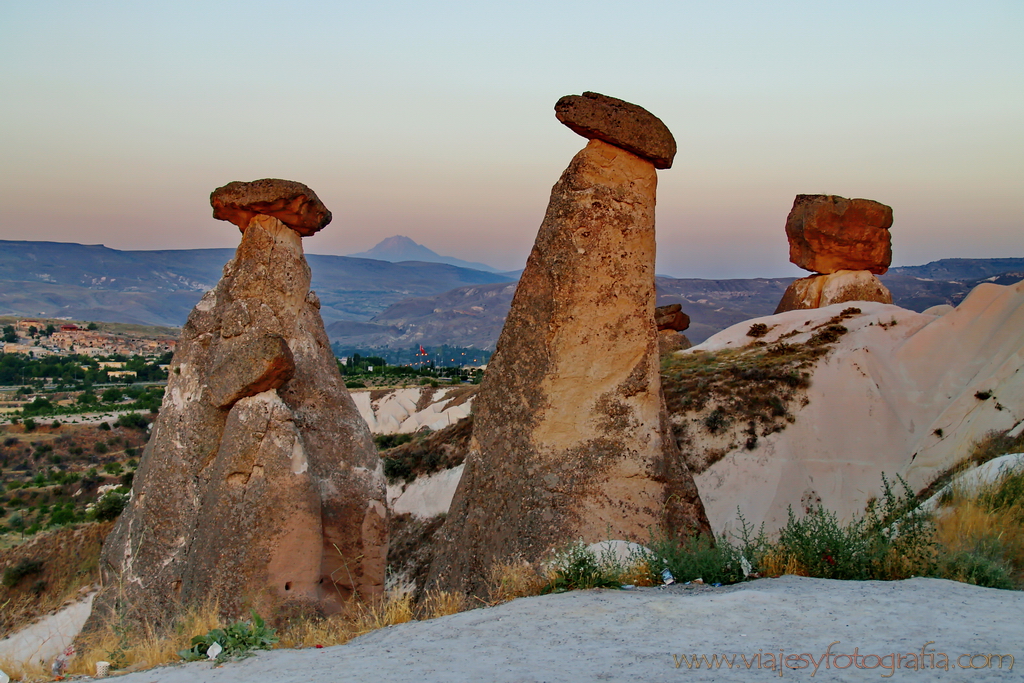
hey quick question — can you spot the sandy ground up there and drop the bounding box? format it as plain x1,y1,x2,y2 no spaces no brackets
94,576,1021,683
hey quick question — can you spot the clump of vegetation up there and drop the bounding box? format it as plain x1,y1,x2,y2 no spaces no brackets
649,532,753,586
374,433,414,450
179,610,279,663
380,417,473,484
115,412,149,430
90,489,130,521
974,390,993,400
2,558,43,588
746,323,769,338
931,465,1024,590
764,476,934,581
543,542,625,593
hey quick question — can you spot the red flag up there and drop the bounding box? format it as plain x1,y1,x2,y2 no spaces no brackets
419,346,426,355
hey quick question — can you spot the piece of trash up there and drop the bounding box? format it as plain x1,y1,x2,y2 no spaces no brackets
315,644,324,649
96,661,110,678
712,582,722,587
1,667,10,683
693,577,704,585
620,584,635,590
661,569,675,585
206,641,223,660
52,645,74,677
684,581,691,585
740,555,753,577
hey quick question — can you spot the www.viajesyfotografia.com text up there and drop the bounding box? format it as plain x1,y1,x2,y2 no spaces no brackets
672,641,1013,677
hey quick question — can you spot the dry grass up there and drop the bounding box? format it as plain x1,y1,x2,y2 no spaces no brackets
760,548,808,577
617,557,657,587
67,600,224,676
932,470,1024,588
0,654,49,681
486,559,546,605
418,589,466,619
277,590,415,650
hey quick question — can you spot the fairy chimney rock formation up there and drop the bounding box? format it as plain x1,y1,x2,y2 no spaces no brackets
87,179,385,630
776,194,894,313
428,95,709,596
555,92,677,169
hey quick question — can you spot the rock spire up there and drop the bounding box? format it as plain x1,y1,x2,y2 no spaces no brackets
86,179,385,630
427,95,710,596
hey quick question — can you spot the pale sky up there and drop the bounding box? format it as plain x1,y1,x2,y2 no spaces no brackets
1,1,1021,278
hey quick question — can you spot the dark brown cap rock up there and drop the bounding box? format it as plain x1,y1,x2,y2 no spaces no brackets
555,92,677,169
211,178,332,236
655,303,690,331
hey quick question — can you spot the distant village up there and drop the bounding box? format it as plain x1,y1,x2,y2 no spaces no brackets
2,319,176,361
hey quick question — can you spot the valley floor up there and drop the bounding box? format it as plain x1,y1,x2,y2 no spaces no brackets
105,575,1020,683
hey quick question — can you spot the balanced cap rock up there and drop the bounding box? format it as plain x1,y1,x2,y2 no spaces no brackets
86,179,385,631
211,178,332,236
555,92,677,169
427,94,709,597
776,194,894,313
786,194,893,275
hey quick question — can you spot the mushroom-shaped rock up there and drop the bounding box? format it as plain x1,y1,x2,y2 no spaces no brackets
786,195,893,275
555,92,677,169
211,179,332,236
655,303,690,332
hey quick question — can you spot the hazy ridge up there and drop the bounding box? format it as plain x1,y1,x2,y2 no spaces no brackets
0,240,1020,348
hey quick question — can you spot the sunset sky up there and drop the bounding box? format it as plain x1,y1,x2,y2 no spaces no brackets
1,1,1021,278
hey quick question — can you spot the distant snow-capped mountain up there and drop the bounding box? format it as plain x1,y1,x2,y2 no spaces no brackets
348,235,500,273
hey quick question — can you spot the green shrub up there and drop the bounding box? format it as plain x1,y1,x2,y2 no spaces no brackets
90,490,129,521
2,558,44,587
383,457,413,482
374,433,414,450
544,541,623,593
115,412,148,430
94,442,109,454
772,476,934,581
936,548,1015,589
179,610,278,663
650,533,751,585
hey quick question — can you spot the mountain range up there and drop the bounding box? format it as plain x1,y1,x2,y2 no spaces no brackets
0,240,511,327
328,259,1024,348
347,235,502,273
0,240,1020,349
